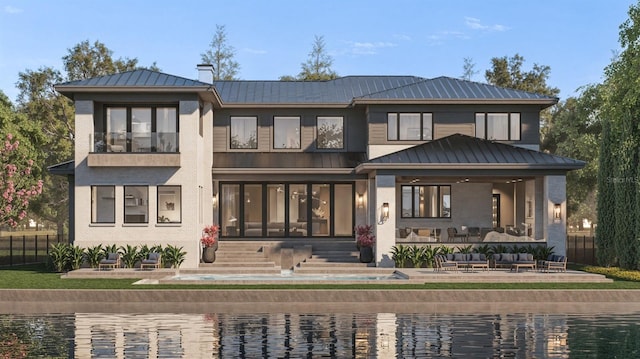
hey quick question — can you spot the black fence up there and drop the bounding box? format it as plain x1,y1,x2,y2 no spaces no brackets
567,235,597,266
0,234,68,266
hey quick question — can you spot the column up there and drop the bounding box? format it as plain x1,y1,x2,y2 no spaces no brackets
543,175,567,256
374,174,395,267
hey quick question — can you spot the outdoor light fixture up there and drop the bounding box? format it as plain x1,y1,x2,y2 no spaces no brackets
357,193,364,208
212,194,218,208
553,203,562,223
379,202,390,224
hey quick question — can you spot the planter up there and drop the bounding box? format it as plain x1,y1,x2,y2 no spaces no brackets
202,246,217,263
359,246,374,263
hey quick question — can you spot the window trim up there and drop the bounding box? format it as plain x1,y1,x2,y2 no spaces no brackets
91,185,116,224
387,112,433,141
475,112,521,141
229,116,258,149
102,104,179,153
273,116,301,149
316,116,344,150
401,184,451,218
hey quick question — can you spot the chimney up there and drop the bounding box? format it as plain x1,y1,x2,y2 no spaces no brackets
197,64,215,83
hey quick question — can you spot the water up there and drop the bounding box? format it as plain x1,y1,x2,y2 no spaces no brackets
169,270,405,282
2,311,640,358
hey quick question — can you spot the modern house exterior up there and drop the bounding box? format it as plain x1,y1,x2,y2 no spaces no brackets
53,65,584,268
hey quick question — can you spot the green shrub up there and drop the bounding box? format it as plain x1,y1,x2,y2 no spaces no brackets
391,245,410,268
68,245,85,270
582,266,640,282
163,245,186,269
119,244,139,268
85,245,104,268
455,245,473,254
49,243,71,272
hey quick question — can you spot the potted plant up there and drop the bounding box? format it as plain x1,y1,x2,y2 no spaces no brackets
355,224,375,263
201,224,220,263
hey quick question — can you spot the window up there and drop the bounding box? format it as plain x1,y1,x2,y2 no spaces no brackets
401,185,451,218
317,116,344,149
274,116,300,149
124,186,148,223
91,186,115,223
230,116,257,149
100,105,178,153
157,186,181,223
387,113,433,141
475,113,521,140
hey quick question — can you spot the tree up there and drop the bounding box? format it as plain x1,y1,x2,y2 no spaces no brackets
461,57,478,81
280,35,337,81
63,40,139,81
485,54,559,97
0,131,43,228
200,25,240,80
595,118,616,266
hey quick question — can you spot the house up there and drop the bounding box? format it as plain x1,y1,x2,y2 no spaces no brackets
52,65,584,268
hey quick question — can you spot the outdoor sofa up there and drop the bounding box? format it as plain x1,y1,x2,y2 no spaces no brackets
492,253,537,271
434,253,490,271
540,254,568,272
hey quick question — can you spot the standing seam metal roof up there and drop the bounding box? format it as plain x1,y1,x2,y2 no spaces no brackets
56,69,211,87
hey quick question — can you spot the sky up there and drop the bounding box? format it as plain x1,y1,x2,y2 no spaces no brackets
0,0,636,103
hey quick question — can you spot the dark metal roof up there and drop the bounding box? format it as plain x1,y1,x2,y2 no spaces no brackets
356,76,556,102
213,152,366,174
47,160,75,176
56,69,211,88
357,134,585,173
211,76,424,104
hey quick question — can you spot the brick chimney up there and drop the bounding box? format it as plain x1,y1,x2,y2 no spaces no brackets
197,64,214,83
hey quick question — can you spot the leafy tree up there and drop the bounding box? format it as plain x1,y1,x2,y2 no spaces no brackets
461,57,478,81
201,24,240,80
595,118,616,266
280,35,337,81
63,40,139,81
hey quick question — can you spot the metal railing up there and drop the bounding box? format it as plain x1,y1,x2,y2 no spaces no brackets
566,235,597,266
0,234,68,266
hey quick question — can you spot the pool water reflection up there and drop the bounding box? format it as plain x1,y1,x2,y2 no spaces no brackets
1,312,640,358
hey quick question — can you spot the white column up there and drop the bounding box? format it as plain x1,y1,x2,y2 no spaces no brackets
543,175,567,256
374,174,396,267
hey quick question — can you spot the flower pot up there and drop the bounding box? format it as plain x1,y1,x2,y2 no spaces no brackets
202,246,217,263
359,246,374,263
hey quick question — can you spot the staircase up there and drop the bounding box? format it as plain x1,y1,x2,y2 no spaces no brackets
198,241,281,274
294,241,376,274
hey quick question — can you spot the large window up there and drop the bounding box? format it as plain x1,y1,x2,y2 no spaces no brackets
157,186,181,223
230,116,257,149
99,106,178,153
274,116,300,149
401,185,451,218
124,186,148,224
91,186,115,223
475,113,521,141
387,113,433,141
317,116,344,149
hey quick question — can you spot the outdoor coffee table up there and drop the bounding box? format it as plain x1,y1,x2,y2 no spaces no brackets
511,263,536,272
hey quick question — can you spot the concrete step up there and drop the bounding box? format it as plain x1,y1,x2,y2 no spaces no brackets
182,267,282,275
199,261,278,268
298,261,369,267
293,266,381,274
214,253,266,259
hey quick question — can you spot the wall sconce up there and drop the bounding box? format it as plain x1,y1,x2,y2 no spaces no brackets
553,203,561,223
212,194,218,208
357,193,364,208
379,202,390,224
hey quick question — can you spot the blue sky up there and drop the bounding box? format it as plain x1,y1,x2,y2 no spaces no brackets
0,0,635,103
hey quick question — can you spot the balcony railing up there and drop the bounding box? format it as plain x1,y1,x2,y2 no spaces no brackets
93,132,179,153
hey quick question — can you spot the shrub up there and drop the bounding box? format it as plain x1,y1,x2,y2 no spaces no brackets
84,245,104,268
49,243,70,272
164,245,186,269
391,245,411,268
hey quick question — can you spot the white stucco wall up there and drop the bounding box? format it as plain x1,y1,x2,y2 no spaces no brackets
374,174,396,267
73,98,213,268
543,175,567,256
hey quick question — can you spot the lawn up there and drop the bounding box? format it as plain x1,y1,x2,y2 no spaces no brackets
2,263,640,290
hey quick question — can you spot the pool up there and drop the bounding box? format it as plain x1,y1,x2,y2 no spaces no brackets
162,270,407,283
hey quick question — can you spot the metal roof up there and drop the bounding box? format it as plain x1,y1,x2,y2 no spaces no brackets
357,134,585,173
213,152,367,174
56,69,211,88
47,160,75,176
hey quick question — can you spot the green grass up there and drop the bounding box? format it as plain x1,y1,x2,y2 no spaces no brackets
2,263,640,290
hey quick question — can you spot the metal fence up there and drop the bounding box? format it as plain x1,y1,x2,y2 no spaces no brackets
567,235,597,266
0,234,68,266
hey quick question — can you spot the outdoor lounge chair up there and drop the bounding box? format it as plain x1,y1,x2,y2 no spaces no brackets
434,254,458,272
446,227,468,242
541,255,567,272
140,252,162,270
98,253,120,270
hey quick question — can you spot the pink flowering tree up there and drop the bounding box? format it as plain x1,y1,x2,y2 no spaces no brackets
0,133,43,227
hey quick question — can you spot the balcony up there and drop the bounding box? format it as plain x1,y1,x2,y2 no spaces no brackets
88,132,180,167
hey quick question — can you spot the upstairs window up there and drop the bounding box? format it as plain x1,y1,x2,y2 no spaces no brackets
317,116,344,149
475,113,521,141
387,113,433,141
230,116,258,149
274,116,300,149
99,106,178,153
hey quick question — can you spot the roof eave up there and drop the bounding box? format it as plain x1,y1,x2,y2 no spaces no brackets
355,162,584,174
212,168,355,175
218,102,351,109
351,98,558,107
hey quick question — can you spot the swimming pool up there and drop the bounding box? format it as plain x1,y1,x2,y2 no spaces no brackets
164,270,406,282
